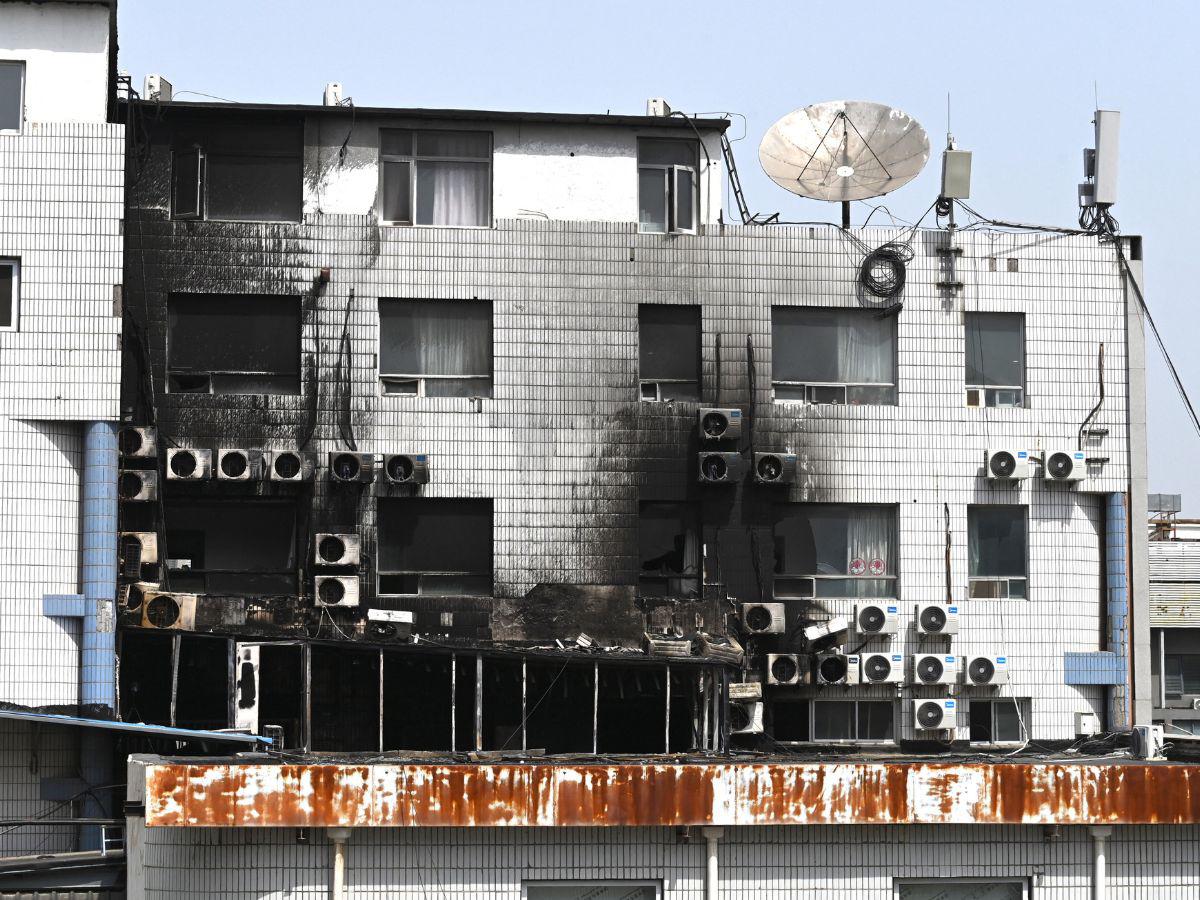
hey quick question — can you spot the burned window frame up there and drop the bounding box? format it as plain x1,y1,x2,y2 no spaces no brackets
0,60,24,132
376,497,494,598
0,257,19,331
810,699,895,744
967,504,1028,599
637,304,701,402
637,137,699,235
166,292,302,395
773,503,899,600
378,128,493,228
377,298,494,397
638,501,701,598
771,305,898,406
965,311,1026,408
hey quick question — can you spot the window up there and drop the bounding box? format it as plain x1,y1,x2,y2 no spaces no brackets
812,700,894,742
639,502,700,598
1164,654,1200,696
638,305,700,401
968,699,1026,743
0,61,23,131
968,505,1027,598
379,129,492,227
774,504,897,599
167,293,301,394
378,299,492,397
896,879,1027,900
524,883,660,900
966,312,1025,407
772,306,897,404
164,502,298,595
638,138,698,234
0,258,18,330
377,498,492,596
171,120,302,222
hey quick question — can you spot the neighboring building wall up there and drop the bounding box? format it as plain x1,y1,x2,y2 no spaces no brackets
1149,538,1200,732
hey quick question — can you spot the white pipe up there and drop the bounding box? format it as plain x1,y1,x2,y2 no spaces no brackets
701,826,723,900
1091,826,1113,900
328,827,352,899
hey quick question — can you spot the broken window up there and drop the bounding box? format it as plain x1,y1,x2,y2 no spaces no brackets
118,631,174,726
378,298,492,397
377,498,493,596
525,661,595,754
234,643,306,750
968,505,1027,599
167,293,301,394
525,884,660,900
1163,631,1200,696
311,644,380,752
481,657,523,751
0,258,18,330
171,119,302,221
773,504,897,599
772,306,897,405
770,700,811,742
164,501,298,595
174,636,230,731
638,502,700,598
968,699,1025,743
897,880,1026,900
379,129,492,227
965,312,1025,407
381,653,453,751
638,305,700,401
0,61,23,131
812,700,894,742
638,138,698,234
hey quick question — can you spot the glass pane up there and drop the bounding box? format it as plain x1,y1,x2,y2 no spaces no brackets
639,502,699,579
168,294,300,388
813,578,894,599
969,701,993,741
857,701,894,740
994,700,1022,741
377,498,492,576
813,701,854,740
380,129,413,157
846,384,896,404
639,305,700,382
638,168,667,232
899,883,1022,900
382,161,411,222
527,886,656,900
417,573,492,596
674,167,695,231
772,307,895,387
1165,656,1184,695
774,504,895,578
966,312,1024,388
164,502,297,597
423,377,492,398
206,154,302,222
1182,656,1200,694
209,373,300,395
0,265,12,328
639,138,698,168
774,384,806,402
415,160,490,226
968,506,1027,577
0,62,22,130
172,148,202,218
382,378,419,396
379,299,492,379
416,130,490,158
662,381,699,401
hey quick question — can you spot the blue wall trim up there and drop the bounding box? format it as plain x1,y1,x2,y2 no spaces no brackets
1064,651,1127,685
42,594,85,618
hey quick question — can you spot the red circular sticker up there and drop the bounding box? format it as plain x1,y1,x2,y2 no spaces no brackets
869,558,886,575
849,558,866,575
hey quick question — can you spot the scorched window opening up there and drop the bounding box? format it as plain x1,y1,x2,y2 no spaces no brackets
378,298,493,397
773,503,898,599
638,501,700,598
638,304,701,402
377,498,493,597
164,501,299,596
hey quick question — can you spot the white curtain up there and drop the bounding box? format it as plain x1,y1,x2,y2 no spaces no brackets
417,161,489,226
379,300,491,377
839,313,893,384
846,508,893,575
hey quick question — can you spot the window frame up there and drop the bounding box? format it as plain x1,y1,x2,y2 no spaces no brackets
773,503,899,600
0,257,20,332
894,877,1029,900
377,298,494,398
637,500,701,599
637,138,700,235
967,504,1029,600
376,498,494,599
378,128,494,229
967,698,1027,745
637,303,701,403
771,305,898,406
522,881,662,900
1164,652,1200,697
810,699,896,744
0,60,26,132
965,311,1026,408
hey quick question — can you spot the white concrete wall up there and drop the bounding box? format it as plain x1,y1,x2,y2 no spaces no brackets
0,1,111,125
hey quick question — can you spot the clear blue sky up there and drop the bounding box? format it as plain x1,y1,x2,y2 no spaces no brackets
117,0,1200,513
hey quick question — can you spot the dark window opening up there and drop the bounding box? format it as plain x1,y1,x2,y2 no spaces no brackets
454,655,478,752
171,120,302,222
968,699,1024,743
167,293,301,395
638,305,700,402
382,653,452,751
380,129,492,227
164,501,298,595
968,505,1028,599
378,498,493,597
772,306,897,405
378,298,493,397
770,700,811,742
311,645,380,752
774,503,897,599
482,658,523,751
118,631,174,726
965,312,1025,408
174,636,229,731
257,644,305,750
0,258,18,330
525,662,594,754
639,502,700,598
638,138,699,234
0,61,24,131
596,667,667,753
812,700,894,742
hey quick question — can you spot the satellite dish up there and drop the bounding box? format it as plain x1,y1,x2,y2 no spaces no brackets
759,100,930,203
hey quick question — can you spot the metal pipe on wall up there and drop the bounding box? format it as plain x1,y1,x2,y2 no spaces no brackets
328,827,351,900
1091,826,1113,900
702,826,723,900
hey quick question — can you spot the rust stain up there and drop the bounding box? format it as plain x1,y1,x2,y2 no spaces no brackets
142,761,1200,829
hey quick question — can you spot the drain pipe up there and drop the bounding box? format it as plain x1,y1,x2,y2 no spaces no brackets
702,826,723,900
328,827,352,899
1091,826,1113,900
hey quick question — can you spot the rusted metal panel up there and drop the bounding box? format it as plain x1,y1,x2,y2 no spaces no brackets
143,761,1200,828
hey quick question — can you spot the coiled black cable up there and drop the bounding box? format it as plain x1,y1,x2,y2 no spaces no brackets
858,242,913,300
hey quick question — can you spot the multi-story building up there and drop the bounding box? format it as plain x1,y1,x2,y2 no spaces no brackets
1148,496,1200,734
0,0,123,878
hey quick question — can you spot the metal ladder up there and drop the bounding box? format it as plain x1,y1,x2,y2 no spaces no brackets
720,132,777,226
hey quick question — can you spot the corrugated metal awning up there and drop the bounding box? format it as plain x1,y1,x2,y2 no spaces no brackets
1149,543,1200,626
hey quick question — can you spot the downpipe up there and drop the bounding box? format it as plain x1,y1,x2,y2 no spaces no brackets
328,827,351,899
1091,826,1113,900
702,826,723,900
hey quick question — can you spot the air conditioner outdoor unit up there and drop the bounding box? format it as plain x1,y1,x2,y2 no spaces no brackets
741,602,785,635
119,532,159,578
143,73,173,102
910,653,960,686
753,452,798,484
698,408,743,442
766,653,808,686
1131,724,1165,761
802,616,849,642
915,602,960,636
963,654,1009,687
815,651,853,685
314,533,361,567
328,452,376,483
855,602,899,636
730,700,763,734
1192,698,1200,712
384,453,430,484
121,580,159,614
698,452,743,484
366,607,415,640
140,591,197,630
985,448,1030,480
1044,449,1087,483
118,425,157,458
315,575,359,608
728,681,763,701
118,469,158,502
166,448,212,481
266,450,316,482
912,697,956,732
860,652,904,685
216,448,263,481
